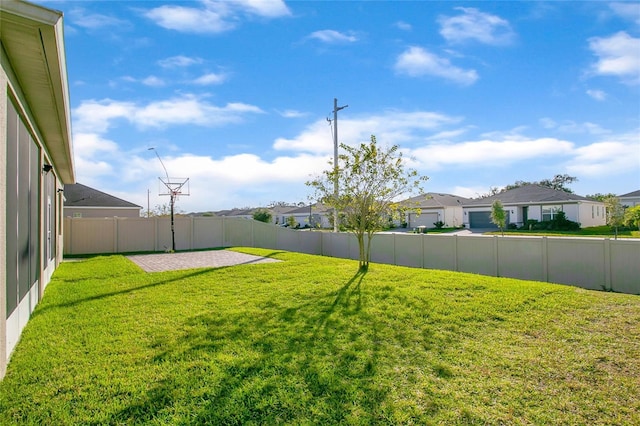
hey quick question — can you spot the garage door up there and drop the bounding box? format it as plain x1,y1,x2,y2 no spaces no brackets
468,211,510,228
408,212,438,228
469,212,497,228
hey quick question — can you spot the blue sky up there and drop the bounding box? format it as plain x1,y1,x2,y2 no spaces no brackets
41,0,640,212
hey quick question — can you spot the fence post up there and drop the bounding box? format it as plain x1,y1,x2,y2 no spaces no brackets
453,234,459,271
190,217,194,251
542,236,548,283
113,217,118,253
493,235,499,277
604,238,612,291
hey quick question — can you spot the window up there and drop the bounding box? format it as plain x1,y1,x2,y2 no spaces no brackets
542,205,562,221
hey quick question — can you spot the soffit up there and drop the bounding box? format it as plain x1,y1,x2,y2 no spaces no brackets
1,2,75,183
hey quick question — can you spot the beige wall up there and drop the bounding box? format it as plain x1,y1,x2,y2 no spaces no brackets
64,216,639,295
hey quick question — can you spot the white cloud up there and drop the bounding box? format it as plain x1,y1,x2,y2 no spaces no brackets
191,72,228,85
73,95,264,133
438,7,515,45
566,132,640,176
277,109,308,118
410,138,575,169
539,118,610,135
73,99,136,133
308,30,358,43
68,8,130,30
232,0,291,18
158,55,203,68
144,0,290,34
588,31,640,85
144,4,234,34
394,46,478,85
142,76,165,87
273,110,461,154
586,89,607,101
395,21,412,31
609,2,640,26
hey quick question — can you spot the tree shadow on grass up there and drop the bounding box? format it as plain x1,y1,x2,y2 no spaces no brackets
101,269,447,424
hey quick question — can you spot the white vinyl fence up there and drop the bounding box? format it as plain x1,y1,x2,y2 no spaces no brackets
64,217,640,295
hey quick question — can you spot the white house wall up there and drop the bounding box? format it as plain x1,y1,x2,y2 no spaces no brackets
1,2,73,379
443,207,464,228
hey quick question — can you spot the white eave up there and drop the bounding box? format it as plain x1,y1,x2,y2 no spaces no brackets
1,0,75,183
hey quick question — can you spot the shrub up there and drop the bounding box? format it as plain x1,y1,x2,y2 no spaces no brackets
433,221,445,229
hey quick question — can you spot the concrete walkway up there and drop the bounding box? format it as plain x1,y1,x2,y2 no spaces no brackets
127,250,280,272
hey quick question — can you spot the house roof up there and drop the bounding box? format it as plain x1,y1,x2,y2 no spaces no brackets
287,203,332,215
64,183,141,209
402,192,469,208
619,190,640,198
1,0,75,183
463,184,598,206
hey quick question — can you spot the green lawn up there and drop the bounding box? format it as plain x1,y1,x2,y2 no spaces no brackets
1,248,639,425
487,226,640,238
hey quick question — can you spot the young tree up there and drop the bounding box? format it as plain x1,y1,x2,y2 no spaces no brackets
624,205,640,230
143,203,184,217
586,193,617,202
490,199,507,236
307,135,427,270
605,196,625,239
252,208,272,223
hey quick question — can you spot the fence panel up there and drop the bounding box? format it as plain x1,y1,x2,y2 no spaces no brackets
297,231,323,255
65,217,116,255
117,218,155,253
193,217,224,249
455,236,496,276
422,235,457,271
252,221,277,250
370,234,395,265
224,219,253,247
497,237,544,282
547,238,605,291
393,234,423,268
609,240,640,294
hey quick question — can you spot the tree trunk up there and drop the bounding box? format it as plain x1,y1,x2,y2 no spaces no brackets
357,233,366,270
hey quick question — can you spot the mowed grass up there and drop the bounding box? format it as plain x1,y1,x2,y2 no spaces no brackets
488,225,640,238
1,248,639,425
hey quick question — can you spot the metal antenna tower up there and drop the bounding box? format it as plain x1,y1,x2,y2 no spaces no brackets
149,148,190,252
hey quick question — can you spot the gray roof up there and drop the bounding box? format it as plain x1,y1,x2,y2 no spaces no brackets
402,192,469,208
64,183,141,208
287,203,332,215
619,189,640,198
464,184,597,206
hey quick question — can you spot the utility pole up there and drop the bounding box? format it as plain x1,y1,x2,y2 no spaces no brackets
332,98,348,232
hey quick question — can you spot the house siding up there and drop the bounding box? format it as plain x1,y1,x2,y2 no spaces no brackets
1,2,72,379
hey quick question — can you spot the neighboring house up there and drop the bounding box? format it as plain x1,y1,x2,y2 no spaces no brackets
283,203,332,228
270,205,299,225
1,1,75,378
462,184,606,229
64,183,142,218
402,193,469,228
619,190,640,207
215,208,256,221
